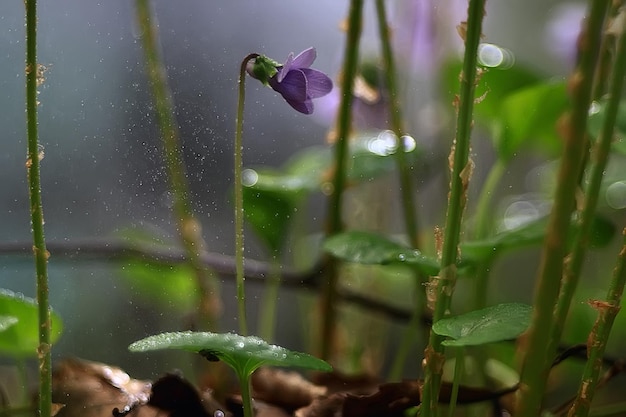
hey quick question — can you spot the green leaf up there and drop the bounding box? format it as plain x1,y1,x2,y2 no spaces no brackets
442,60,541,123
0,316,18,332
129,331,332,378
496,81,568,160
242,169,304,254
588,99,626,155
119,261,198,311
462,214,615,263
0,289,63,357
433,303,532,346
323,231,440,276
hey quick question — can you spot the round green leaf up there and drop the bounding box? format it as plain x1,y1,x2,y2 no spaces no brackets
129,331,332,377
323,231,440,276
0,289,64,357
432,303,532,347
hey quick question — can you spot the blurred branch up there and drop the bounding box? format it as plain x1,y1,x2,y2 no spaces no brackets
0,239,414,322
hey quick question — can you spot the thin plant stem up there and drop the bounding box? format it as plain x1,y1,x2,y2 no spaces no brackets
24,1,52,416
320,0,363,360
374,0,421,253
471,157,506,310
514,1,610,415
567,230,626,417
551,2,626,364
258,256,281,341
447,349,464,417
420,0,486,415
233,53,259,336
135,0,221,330
238,374,254,417
375,0,428,380
566,12,626,416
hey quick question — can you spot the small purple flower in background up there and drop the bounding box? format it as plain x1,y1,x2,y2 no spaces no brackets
248,47,333,115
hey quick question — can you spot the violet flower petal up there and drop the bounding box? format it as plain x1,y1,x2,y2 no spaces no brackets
291,47,317,69
270,69,308,102
285,97,314,115
277,53,295,82
301,68,333,98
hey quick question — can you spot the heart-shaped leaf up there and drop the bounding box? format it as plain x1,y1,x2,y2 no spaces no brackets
129,332,332,378
433,303,532,346
322,231,440,276
0,289,64,357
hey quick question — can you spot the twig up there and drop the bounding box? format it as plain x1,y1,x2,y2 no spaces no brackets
321,0,364,360
24,0,52,416
134,0,221,329
420,0,486,415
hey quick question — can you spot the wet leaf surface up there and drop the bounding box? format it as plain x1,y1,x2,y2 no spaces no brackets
0,288,63,357
432,303,532,346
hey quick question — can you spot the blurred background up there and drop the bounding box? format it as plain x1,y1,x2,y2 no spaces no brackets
4,0,616,390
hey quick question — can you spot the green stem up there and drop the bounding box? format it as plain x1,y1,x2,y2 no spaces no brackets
447,349,464,417
515,1,610,416
374,0,421,253
420,0,486,415
234,53,259,336
238,374,254,417
472,158,506,310
388,307,421,380
375,0,428,377
258,256,281,341
552,2,626,365
320,0,363,360
135,0,221,330
566,12,626,417
567,231,626,417
24,1,52,416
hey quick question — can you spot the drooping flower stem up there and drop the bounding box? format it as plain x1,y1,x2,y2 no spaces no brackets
234,53,259,336
135,0,221,330
320,0,364,361
374,0,426,380
420,0,486,415
515,0,610,415
24,1,52,416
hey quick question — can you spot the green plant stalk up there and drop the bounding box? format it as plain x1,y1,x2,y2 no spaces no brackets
421,0,486,414
24,1,52,416
375,0,428,378
237,372,254,417
515,1,610,416
374,0,421,254
135,0,221,330
568,231,626,417
567,16,626,417
233,53,260,336
258,255,281,341
471,157,506,310
446,349,464,417
552,3,626,366
320,0,363,360
388,305,421,380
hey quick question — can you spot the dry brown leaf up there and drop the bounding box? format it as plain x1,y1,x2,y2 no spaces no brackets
52,358,150,417
252,368,326,411
295,393,345,417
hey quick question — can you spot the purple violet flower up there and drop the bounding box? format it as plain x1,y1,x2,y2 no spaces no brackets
249,48,333,115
